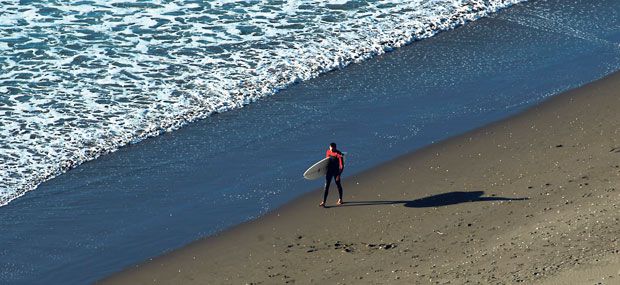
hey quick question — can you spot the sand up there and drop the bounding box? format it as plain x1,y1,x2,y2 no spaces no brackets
98,71,620,284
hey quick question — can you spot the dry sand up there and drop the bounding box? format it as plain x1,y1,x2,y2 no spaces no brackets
99,72,620,284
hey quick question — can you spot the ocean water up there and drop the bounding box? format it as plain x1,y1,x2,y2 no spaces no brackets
0,0,525,207
1,0,620,284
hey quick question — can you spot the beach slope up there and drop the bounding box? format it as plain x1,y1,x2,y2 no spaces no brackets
99,72,620,284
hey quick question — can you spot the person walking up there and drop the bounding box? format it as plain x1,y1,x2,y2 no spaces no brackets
320,142,344,207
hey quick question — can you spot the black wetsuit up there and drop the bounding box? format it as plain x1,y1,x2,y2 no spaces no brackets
323,150,344,202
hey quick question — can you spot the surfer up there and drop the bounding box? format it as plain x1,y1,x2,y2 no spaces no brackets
320,142,344,207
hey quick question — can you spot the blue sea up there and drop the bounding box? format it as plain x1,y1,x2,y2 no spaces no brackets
1,0,620,284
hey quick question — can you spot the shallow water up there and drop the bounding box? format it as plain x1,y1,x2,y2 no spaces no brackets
1,0,620,284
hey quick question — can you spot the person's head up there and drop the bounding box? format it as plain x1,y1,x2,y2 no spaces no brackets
329,142,337,151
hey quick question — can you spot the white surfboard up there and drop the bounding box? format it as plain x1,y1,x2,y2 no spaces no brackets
303,157,331,180
303,153,346,180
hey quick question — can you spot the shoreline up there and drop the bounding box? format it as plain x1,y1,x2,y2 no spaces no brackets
3,1,619,283
99,71,620,284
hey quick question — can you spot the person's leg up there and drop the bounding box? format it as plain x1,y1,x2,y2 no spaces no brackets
335,174,343,205
321,173,333,206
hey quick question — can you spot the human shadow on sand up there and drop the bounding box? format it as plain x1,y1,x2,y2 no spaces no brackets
336,191,528,208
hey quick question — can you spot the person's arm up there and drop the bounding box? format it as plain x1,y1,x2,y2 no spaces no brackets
339,154,344,172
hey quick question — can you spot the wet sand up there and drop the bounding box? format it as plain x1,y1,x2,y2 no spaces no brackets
99,71,620,284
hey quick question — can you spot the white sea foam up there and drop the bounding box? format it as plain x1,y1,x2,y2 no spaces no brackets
0,0,526,206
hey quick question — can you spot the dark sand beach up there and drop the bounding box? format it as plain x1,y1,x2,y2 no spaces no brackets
2,1,619,284
99,71,620,284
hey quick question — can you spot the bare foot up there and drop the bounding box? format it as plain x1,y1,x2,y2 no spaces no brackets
319,201,325,207
336,199,343,205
